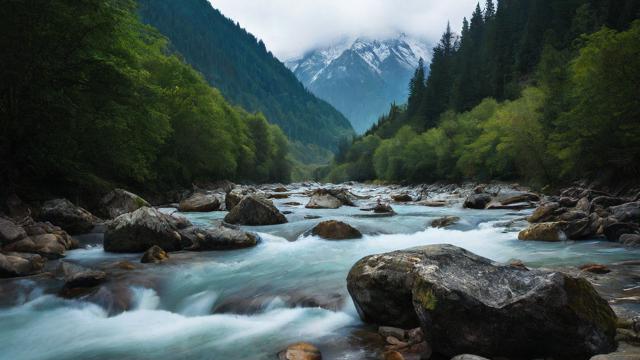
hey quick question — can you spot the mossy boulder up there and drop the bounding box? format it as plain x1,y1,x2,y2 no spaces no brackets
347,244,617,359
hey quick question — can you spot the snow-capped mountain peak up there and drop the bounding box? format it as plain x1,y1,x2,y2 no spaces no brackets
285,34,431,134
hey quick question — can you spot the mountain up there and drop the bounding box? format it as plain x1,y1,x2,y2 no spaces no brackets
286,35,431,133
137,0,354,153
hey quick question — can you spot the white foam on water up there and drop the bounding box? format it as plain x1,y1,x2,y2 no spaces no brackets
131,287,160,310
176,290,218,317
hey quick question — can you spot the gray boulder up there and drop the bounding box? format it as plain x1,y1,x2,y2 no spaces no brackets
59,262,107,289
311,220,362,240
224,195,287,226
178,192,222,212
180,225,257,250
347,244,617,359
3,219,77,258
609,202,640,223
100,189,150,219
620,233,640,246
104,207,190,252
39,198,97,234
306,189,355,209
462,194,492,209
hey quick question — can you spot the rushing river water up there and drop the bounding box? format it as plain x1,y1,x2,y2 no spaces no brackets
1,184,639,360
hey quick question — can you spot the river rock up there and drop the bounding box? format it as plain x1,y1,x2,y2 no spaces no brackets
528,202,560,223
518,222,566,241
278,342,321,360
450,356,490,360
311,220,362,240
59,261,107,289
0,217,27,246
579,263,611,274
178,192,222,212
603,222,639,241
306,189,355,209
379,326,406,340
4,219,77,259
619,233,640,246
100,189,150,219
141,245,169,263
39,198,97,234
224,195,287,225
496,191,540,205
609,202,640,223
431,216,460,228
346,244,616,359
0,252,46,278
103,207,188,252
180,225,257,250
463,194,492,209
392,194,413,202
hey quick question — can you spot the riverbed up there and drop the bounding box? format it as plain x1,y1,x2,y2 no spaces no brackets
1,183,639,359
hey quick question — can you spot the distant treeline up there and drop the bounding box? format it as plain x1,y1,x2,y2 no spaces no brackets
0,0,291,200
325,0,640,187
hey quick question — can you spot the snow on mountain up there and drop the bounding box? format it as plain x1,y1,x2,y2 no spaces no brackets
286,34,431,133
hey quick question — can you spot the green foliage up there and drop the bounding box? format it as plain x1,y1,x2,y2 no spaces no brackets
137,0,354,152
0,0,292,199
329,0,639,185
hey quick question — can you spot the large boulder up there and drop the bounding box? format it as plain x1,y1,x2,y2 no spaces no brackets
619,233,640,246
0,217,27,246
178,192,222,212
103,207,190,253
311,220,362,240
224,195,287,226
462,194,492,209
0,252,46,278
59,262,107,289
39,198,97,234
528,202,561,223
306,189,355,209
518,222,566,242
179,225,257,250
347,244,617,359
100,189,150,219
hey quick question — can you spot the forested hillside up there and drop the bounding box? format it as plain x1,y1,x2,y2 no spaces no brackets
0,0,291,201
138,0,355,153
326,0,640,187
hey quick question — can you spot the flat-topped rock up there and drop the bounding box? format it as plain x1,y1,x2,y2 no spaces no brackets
311,220,362,240
224,195,287,225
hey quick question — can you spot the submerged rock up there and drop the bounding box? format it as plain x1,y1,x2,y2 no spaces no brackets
430,216,460,228
0,252,46,278
224,195,287,225
178,192,222,212
59,261,107,289
100,189,150,219
278,342,321,360
141,245,169,264
311,220,362,240
39,198,97,234
346,244,617,359
518,222,566,242
180,225,257,250
104,207,188,252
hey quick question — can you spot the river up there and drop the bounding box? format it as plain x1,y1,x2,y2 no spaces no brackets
1,183,638,359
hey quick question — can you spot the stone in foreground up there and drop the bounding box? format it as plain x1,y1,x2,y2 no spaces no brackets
347,244,617,359
278,342,321,360
224,195,287,225
311,220,362,240
104,207,189,252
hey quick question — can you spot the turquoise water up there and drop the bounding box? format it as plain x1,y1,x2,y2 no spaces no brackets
1,185,638,359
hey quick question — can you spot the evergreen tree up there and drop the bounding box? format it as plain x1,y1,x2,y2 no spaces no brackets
407,58,426,119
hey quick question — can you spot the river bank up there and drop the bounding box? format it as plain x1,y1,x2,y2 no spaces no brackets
0,182,639,359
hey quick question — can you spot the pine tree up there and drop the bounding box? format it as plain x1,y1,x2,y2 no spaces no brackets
407,58,426,118
484,0,496,20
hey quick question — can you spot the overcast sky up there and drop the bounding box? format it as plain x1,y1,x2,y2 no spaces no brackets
211,0,481,60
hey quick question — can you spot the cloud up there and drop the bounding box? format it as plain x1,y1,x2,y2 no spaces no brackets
210,0,482,60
